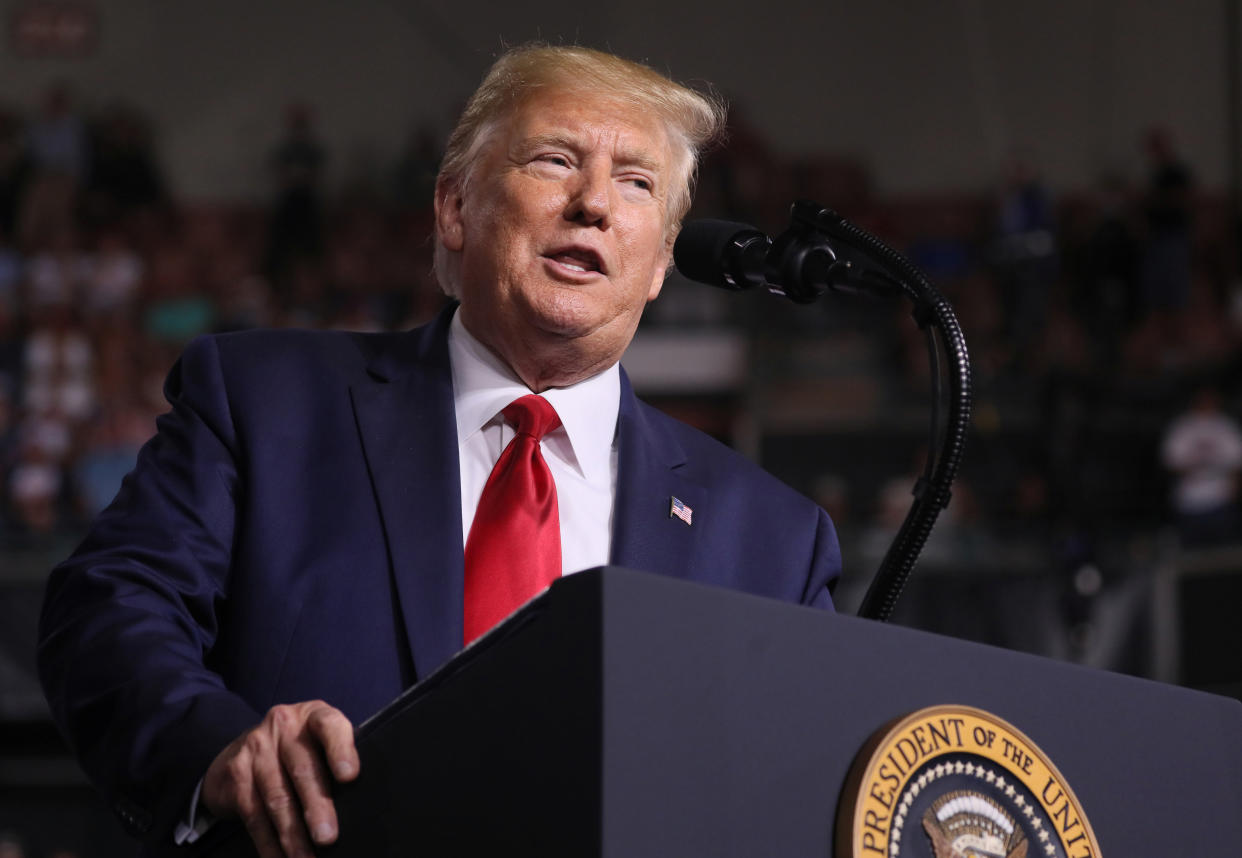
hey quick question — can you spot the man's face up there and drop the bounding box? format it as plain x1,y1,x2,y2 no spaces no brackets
437,87,674,387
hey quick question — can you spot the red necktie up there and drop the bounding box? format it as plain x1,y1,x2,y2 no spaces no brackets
463,394,562,645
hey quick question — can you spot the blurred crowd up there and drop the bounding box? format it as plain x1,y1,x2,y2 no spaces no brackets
3,77,1242,858
2,82,1242,569
704,114,1242,568
0,86,447,546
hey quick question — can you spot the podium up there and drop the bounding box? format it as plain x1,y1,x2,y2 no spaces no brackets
203,567,1242,856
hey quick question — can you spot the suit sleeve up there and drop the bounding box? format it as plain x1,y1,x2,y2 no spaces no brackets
37,334,261,848
801,505,841,611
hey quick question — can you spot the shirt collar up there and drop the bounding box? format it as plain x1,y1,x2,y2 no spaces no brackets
448,311,619,483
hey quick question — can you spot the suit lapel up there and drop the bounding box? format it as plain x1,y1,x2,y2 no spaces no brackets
352,306,464,681
353,334,705,678
611,370,704,581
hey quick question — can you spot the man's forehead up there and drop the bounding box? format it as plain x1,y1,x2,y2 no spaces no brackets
505,89,672,166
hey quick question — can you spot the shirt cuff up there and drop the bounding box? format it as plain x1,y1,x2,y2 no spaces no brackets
173,777,216,845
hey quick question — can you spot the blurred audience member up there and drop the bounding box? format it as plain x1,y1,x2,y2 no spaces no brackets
264,102,326,296
21,306,94,421
23,227,88,309
1078,174,1140,367
73,399,152,518
19,83,87,247
83,101,167,228
142,244,214,344
82,226,144,316
1140,125,1194,317
9,437,64,536
990,157,1058,367
0,108,32,239
1161,385,1242,547
26,83,87,180
0,234,20,342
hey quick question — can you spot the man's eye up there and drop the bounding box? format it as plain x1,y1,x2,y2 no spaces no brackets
628,177,652,191
540,154,570,168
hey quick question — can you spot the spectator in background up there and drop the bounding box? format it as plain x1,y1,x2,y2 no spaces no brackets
19,83,87,248
1140,125,1194,318
21,302,94,424
8,439,64,537
26,83,87,180
142,244,215,345
11,296,89,539
0,236,20,371
22,227,87,309
0,108,32,240
990,157,1057,369
1161,385,1242,547
72,398,151,519
0,384,13,532
264,102,326,300
82,226,144,318
82,101,167,229
1079,173,1140,369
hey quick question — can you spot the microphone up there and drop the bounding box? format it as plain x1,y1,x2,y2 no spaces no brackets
673,217,841,303
672,219,771,292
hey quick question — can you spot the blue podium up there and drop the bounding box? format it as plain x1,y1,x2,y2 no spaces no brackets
200,566,1242,856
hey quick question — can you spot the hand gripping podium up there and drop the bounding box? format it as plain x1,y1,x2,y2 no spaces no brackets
203,567,1242,856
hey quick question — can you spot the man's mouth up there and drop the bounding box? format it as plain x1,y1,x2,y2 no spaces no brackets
546,247,604,275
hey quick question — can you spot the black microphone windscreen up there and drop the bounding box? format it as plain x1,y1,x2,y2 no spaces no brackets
673,219,767,289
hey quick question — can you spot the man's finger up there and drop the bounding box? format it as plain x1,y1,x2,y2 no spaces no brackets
237,795,284,858
253,738,314,858
226,758,285,858
278,725,338,846
306,703,359,782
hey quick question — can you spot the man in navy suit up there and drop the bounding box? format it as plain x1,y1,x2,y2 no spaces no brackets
38,45,840,858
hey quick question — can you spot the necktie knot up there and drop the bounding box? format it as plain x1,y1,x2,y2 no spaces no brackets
502,394,561,440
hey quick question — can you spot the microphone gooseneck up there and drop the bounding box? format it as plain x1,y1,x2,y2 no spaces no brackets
673,202,973,623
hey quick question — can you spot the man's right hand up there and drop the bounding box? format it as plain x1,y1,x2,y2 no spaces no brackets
202,700,359,858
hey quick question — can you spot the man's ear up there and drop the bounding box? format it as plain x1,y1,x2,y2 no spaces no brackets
647,235,676,301
647,255,669,302
434,176,465,252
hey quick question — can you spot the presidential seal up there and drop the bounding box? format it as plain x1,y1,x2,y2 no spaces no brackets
836,705,1101,858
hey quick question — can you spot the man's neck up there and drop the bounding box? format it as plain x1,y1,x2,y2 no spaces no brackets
457,311,621,392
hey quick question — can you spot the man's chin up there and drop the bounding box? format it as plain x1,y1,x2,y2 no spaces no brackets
522,290,610,339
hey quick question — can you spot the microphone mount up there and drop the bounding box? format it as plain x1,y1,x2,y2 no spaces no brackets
673,201,973,623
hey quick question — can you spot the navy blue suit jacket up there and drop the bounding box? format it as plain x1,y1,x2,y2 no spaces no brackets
38,305,840,845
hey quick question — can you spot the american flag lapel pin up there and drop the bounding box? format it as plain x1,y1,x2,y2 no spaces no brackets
669,496,693,526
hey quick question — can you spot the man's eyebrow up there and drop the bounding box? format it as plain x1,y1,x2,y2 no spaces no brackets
513,132,663,174
613,147,662,174
512,132,581,157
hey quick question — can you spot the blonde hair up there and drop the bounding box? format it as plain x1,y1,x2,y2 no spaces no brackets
435,44,726,296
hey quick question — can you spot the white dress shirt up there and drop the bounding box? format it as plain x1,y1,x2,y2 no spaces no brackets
448,311,619,575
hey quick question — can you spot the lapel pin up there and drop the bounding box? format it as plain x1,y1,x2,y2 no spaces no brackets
669,496,693,526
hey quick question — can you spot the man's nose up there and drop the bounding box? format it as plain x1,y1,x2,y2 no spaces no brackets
566,163,612,227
